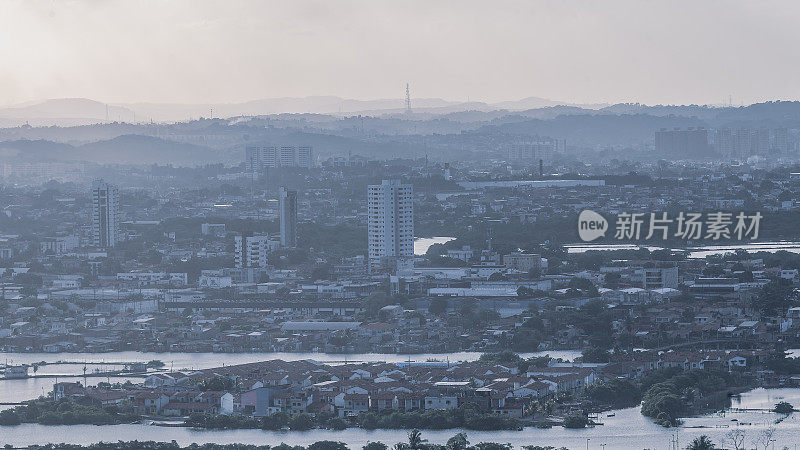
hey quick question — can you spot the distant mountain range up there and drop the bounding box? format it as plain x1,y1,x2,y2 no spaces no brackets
4,98,800,166
0,96,608,125
0,135,232,165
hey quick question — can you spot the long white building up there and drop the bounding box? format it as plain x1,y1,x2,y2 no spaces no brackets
91,180,120,248
367,179,413,272
245,145,314,171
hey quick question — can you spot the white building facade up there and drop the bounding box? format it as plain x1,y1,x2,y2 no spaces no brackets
367,180,413,272
245,145,314,171
235,234,280,268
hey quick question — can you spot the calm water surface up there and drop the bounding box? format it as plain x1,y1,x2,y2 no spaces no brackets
565,241,800,258
414,237,456,255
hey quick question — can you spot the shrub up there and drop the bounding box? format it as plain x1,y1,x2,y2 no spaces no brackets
775,401,794,414
562,413,589,428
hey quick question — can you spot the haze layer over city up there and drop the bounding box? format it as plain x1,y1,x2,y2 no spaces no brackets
4,1,800,449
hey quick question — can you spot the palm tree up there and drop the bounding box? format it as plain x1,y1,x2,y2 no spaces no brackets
408,429,427,450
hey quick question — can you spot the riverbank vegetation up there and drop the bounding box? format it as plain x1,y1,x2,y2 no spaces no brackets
0,398,138,426
185,405,520,432
8,430,534,450
476,350,553,372
639,368,748,427
583,378,641,409
582,367,754,427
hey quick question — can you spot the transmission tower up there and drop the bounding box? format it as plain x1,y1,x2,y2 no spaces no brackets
405,83,411,113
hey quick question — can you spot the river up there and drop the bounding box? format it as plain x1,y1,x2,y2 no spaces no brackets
0,388,798,449
414,237,456,255
565,241,800,258
418,238,800,260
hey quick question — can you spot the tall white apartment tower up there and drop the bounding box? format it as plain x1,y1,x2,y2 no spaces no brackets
367,180,414,272
91,179,120,248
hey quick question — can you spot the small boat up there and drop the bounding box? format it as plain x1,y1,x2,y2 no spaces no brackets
279,426,290,432
607,413,615,417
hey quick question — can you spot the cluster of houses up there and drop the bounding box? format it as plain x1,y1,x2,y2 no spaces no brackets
48,350,771,422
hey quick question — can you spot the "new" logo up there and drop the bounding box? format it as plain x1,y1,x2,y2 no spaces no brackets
578,210,608,241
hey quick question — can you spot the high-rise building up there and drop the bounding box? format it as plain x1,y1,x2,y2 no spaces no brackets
755,128,770,155
654,128,709,157
245,145,314,171
367,180,414,272
297,146,314,168
234,234,279,268
715,128,734,157
507,142,555,167
279,146,296,167
279,186,297,248
91,180,120,248
774,127,789,153
733,128,753,158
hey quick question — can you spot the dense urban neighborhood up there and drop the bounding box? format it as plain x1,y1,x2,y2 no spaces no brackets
3,156,800,356
4,152,800,437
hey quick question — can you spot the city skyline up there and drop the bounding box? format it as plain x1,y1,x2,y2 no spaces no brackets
6,2,800,448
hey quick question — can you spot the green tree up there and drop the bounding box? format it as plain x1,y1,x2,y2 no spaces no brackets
359,412,379,430
473,444,512,450
562,413,589,428
686,435,715,450
446,432,470,450
307,441,349,450
581,347,611,363
584,379,642,408
326,416,348,430
363,442,388,450
288,413,315,431
567,277,598,296
774,401,794,414
753,281,796,315
0,409,21,425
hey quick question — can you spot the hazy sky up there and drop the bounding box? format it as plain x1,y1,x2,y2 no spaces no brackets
2,0,800,106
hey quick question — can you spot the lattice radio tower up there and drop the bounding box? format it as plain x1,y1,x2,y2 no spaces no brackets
405,83,411,113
